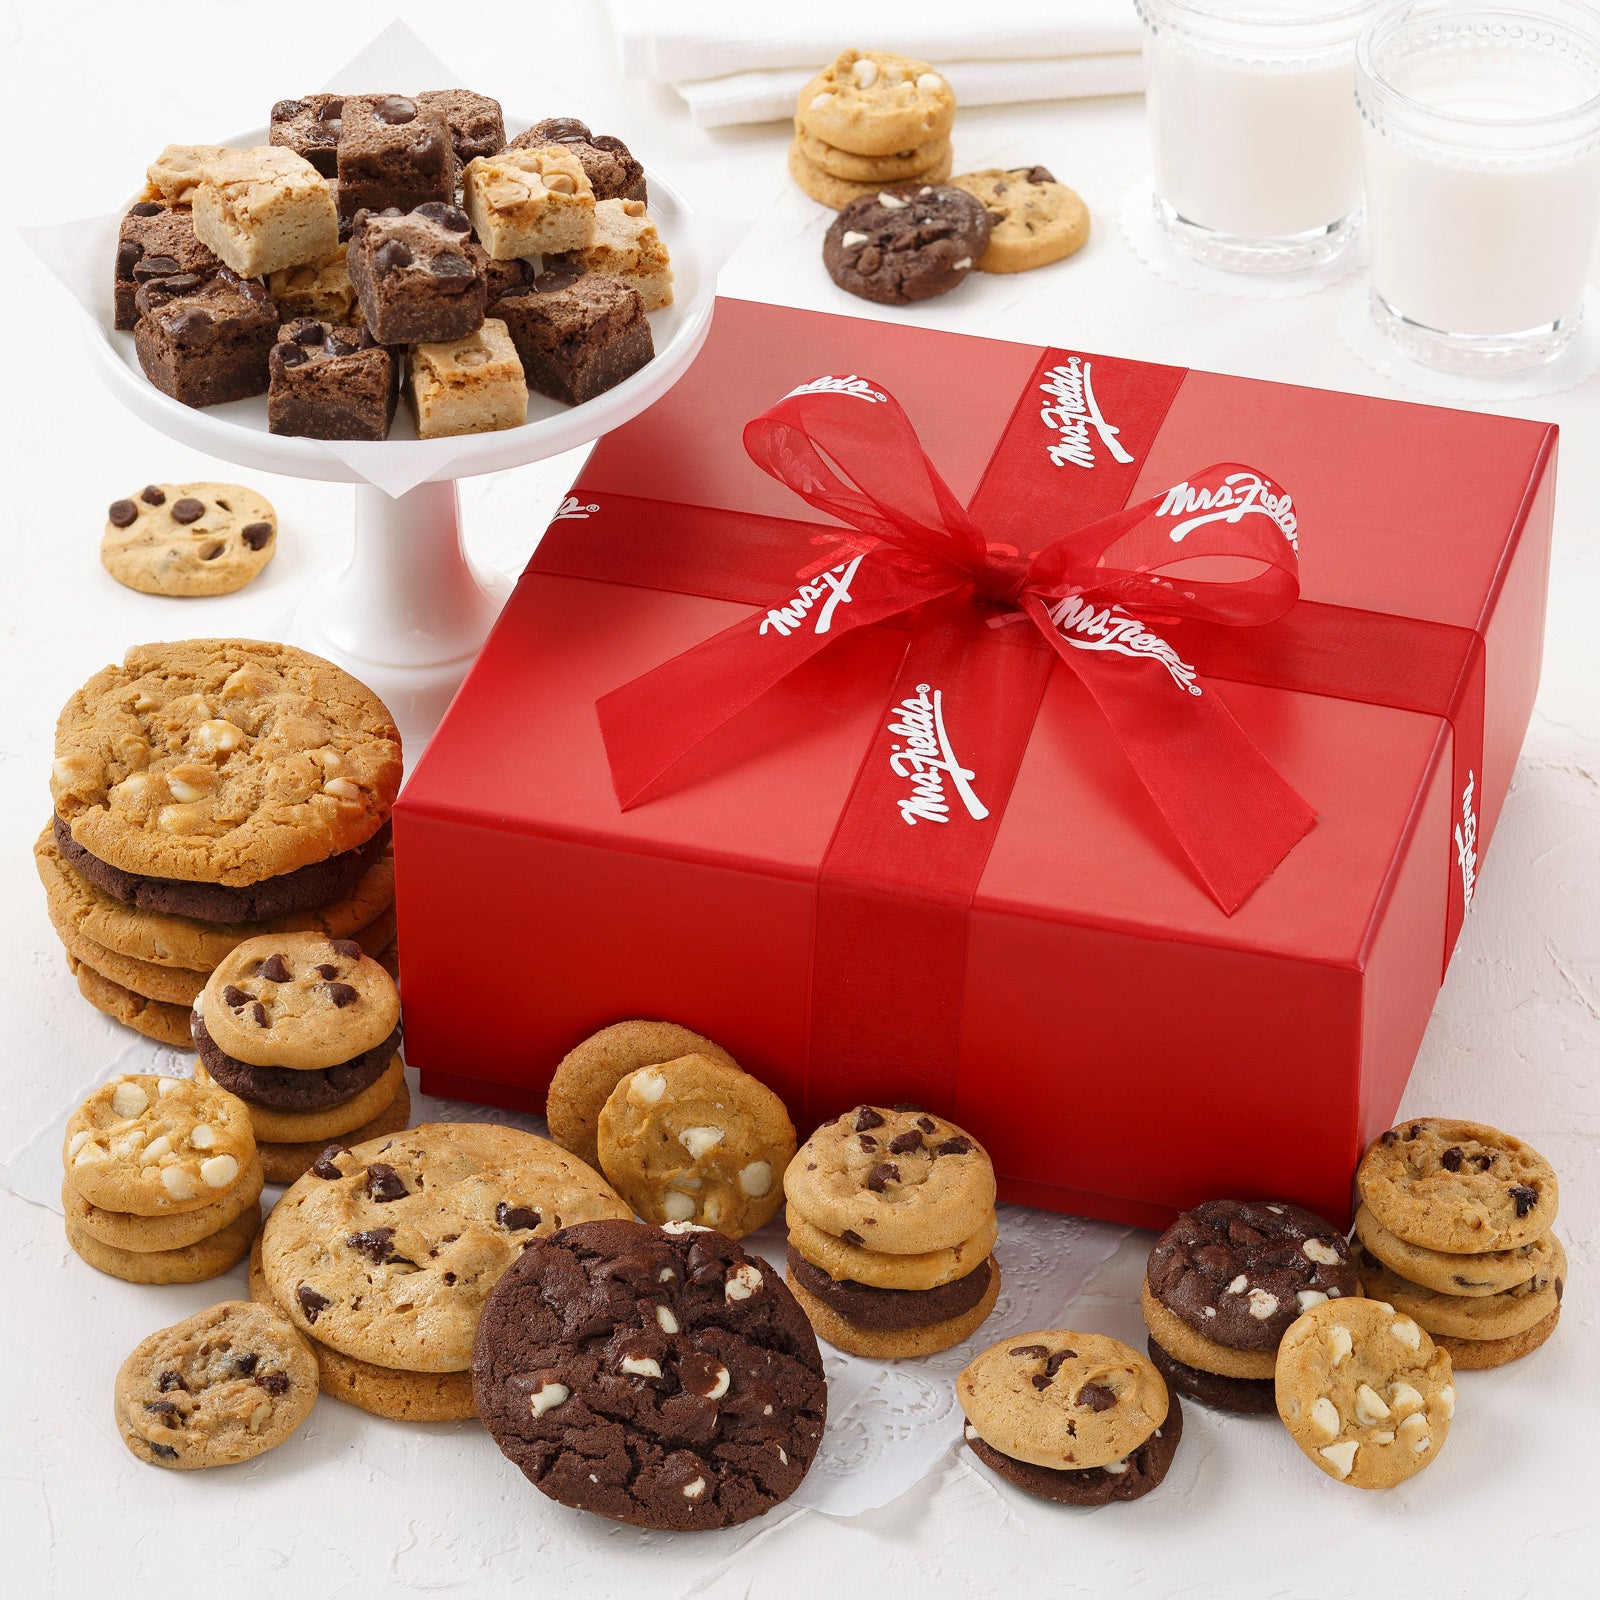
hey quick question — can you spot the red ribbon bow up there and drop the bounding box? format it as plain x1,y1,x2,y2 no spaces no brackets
599,378,1317,913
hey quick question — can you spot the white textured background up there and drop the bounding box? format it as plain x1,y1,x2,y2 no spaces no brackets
1,2,1595,1595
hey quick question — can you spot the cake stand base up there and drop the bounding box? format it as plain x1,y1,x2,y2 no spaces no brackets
286,480,511,759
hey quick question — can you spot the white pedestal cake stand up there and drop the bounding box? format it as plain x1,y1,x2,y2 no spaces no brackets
81,159,717,755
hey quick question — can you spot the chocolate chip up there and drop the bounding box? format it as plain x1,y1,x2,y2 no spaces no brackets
892,1103,923,1114
129,201,164,218
329,939,363,960
319,99,344,123
916,1116,936,1133
347,1226,396,1263
140,485,166,505
157,1370,187,1392
935,1136,974,1157
496,1202,541,1231
1009,1345,1049,1359
1381,1129,1399,1145
276,343,310,367
429,252,474,279
311,1146,349,1179
841,1229,865,1247
149,1442,179,1459
856,246,882,274
373,239,413,274
108,499,138,527
257,953,291,983
853,1107,885,1131
289,319,326,345
1440,1145,1465,1172
864,1162,899,1192
857,1134,877,1151
887,1130,924,1155
116,240,143,274
532,264,584,293
1077,1382,1118,1412
169,308,213,339
1030,1374,1053,1390
241,523,273,550
315,963,339,979
231,1352,259,1376
325,335,357,357
442,1271,457,1285
1025,165,1056,185
686,1238,728,1286
273,100,305,119
325,981,359,1007
1407,1124,1425,1140
134,253,180,280
221,985,250,1008
364,1162,408,1203
1045,1349,1076,1375
143,1403,179,1421
296,1284,331,1323
415,201,471,233
372,95,417,124
250,1001,270,1028
1471,1151,1494,1171
1510,1184,1539,1217
533,117,591,143
257,1371,290,1396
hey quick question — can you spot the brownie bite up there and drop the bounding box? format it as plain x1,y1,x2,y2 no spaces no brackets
133,271,278,408
492,266,654,406
269,95,345,178
417,90,506,165
336,95,454,221
483,255,534,303
114,202,219,331
268,318,397,441
509,117,647,205
347,202,486,345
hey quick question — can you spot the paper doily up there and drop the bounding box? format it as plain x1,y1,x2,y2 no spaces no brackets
1338,281,1600,402
1120,180,1366,300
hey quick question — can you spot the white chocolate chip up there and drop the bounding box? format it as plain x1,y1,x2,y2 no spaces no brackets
725,1263,763,1302
681,1476,706,1500
111,1081,149,1119
323,778,361,800
657,1266,675,1282
1438,1384,1456,1420
953,257,972,270
704,1364,730,1401
1328,1325,1353,1367
840,231,869,249
1101,1458,1128,1475
878,191,908,209
620,1354,662,1379
157,803,208,835
529,1381,569,1417
964,1422,980,1441
1310,1397,1340,1438
1265,1204,1284,1213
1296,1290,1329,1314
142,1135,172,1162
74,1142,108,1166
189,1125,216,1150
916,72,944,92
679,1125,725,1160
191,718,246,754
655,1304,680,1334
157,1077,182,1096
777,1446,788,1466
1225,1275,1247,1294
738,1161,773,1197
809,93,834,110
660,1191,697,1222
1246,1289,1279,1320
660,1219,710,1234
1319,1439,1359,1479
852,58,879,88
1390,1318,1422,1350
162,1166,199,1200
1202,1306,1216,1318
165,772,211,804
669,1176,702,1192
1302,1238,1342,1265
1398,1412,1431,1453
1387,1382,1424,1416
111,1130,144,1157
630,1069,667,1106
191,992,205,1019
67,1131,90,1159
200,1154,238,1189
1354,1384,1391,1425
1369,1430,1394,1444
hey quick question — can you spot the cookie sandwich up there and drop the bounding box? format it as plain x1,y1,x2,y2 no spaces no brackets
1140,1199,1360,1414
782,1103,1000,1358
1351,1118,1564,1369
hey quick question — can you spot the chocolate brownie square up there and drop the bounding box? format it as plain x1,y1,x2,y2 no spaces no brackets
417,90,505,165
268,319,396,440
491,266,654,406
114,202,219,330
508,117,647,205
133,272,278,408
483,255,534,303
270,95,345,178
347,202,486,345
336,95,454,221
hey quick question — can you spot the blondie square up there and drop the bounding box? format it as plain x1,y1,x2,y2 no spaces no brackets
269,95,345,178
492,267,654,405
556,198,673,310
193,146,339,278
267,242,359,323
336,95,455,221
407,318,527,438
347,202,487,345
114,202,219,331
268,319,396,440
462,146,595,260
143,144,231,205
417,90,506,164
509,117,648,204
133,272,278,408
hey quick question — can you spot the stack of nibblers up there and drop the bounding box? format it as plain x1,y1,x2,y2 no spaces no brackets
38,640,402,1048
192,932,410,1184
782,1103,1000,1356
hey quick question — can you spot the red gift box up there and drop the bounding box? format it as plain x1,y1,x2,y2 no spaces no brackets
394,296,1555,1229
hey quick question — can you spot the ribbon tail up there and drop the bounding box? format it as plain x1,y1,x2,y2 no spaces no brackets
1023,597,1316,914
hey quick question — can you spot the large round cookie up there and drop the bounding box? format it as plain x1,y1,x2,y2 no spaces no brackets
51,639,401,887
69,955,201,1046
957,1331,1169,1472
546,1020,739,1173
949,167,1090,272
1353,1238,1565,1341
822,184,991,304
1145,1199,1359,1351
1352,1203,1556,1297
787,1256,1000,1359
102,482,276,598
115,1299,316,1469
1139,1281,1276,1380
255,1077,413,1187
63,1154,263,1252
798,51,956,157
65,1072,255,1215
1356,1118,1557,1254
199,932,400,1069
262,1122,632,1371
196,1056,405,1144
472,1219,827,1530
784,1104,995,1255
788,137,954,211
597,1055,795,1237
787,1207,998,1291
794,122,951,182
1275,1298,1455,1490
67,1200,261,1284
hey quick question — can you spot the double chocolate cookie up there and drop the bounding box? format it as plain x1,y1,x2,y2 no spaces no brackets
823,185,991,305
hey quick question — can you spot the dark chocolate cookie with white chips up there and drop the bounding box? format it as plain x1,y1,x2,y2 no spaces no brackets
1145,1199,1359,1352
822,184,991,305
472,1219,827,1531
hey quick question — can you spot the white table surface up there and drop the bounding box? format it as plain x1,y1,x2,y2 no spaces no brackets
2,3,1596,1595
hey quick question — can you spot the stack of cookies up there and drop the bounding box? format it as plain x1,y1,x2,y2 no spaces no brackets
191,932,411,1185
251,1122,631,1422
789,51,956,209
39,639,403,1046
1351,1117,1565,1370
782,1103,1000,1357
62,1072,262,1284
1140,1199,1360,1414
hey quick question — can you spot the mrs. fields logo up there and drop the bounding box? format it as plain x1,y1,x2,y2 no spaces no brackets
550,494,599,521
1456,770,1478,912
1039,356,1134,471
1156,473,1299,551
783,374,888,404
887,683,988,826
759,555,864,637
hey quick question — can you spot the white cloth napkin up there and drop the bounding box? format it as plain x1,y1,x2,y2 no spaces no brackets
605,0,1146,128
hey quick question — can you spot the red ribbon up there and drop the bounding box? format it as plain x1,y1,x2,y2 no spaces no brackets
599,378,1317,915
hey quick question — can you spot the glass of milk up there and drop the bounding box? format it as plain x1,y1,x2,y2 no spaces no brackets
1357,1,1600,372
1137,0,1382,272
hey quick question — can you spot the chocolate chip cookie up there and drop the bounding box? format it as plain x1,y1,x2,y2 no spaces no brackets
822,185,991,304
252,1075,413,1188
101,482,276,598
794,122,951,183
473,1219,827,1530
115,1300,317,1469
949,167,1090,273
798,51,956,158
1353,1238,1565,1342
1352,1203,1557,1297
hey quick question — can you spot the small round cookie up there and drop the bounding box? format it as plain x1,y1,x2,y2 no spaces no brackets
472,1219,827,1530
963,1392,1184,1505
798,51,956,157
784,1104,996,1255
546,1020,739,1172
196,1056,405,1144
1146,1336,1277,1416
1353,1238,1565,1342
1434,1305,1561,1371
49,909,205,1005
957,1331,1169,1472
262,1122,633,1371
787,1262,1000,1359
116,1299,316,1468
1140,1281,1277,1380
63,1154,263,1252
255,1078,412,1187
1352,1203,1555,1297
1276,1297,1455,1490
69,954,202,1046
949,167,1090,273
597,1054,796,1237
102,482,277,598
64,1072,255,1215
786,1243,994,1332
823,183,990,303
1356,1117,1557,1254
787,1207,998,1291
51,639,402,888
787,136,954,210
1145,1199,1360,1351
67,1199,260,1284
794,122,951,182
249,1238,476,1422
198,931,399,1071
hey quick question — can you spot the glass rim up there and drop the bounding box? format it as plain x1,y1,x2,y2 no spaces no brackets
1141,0,1380,23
